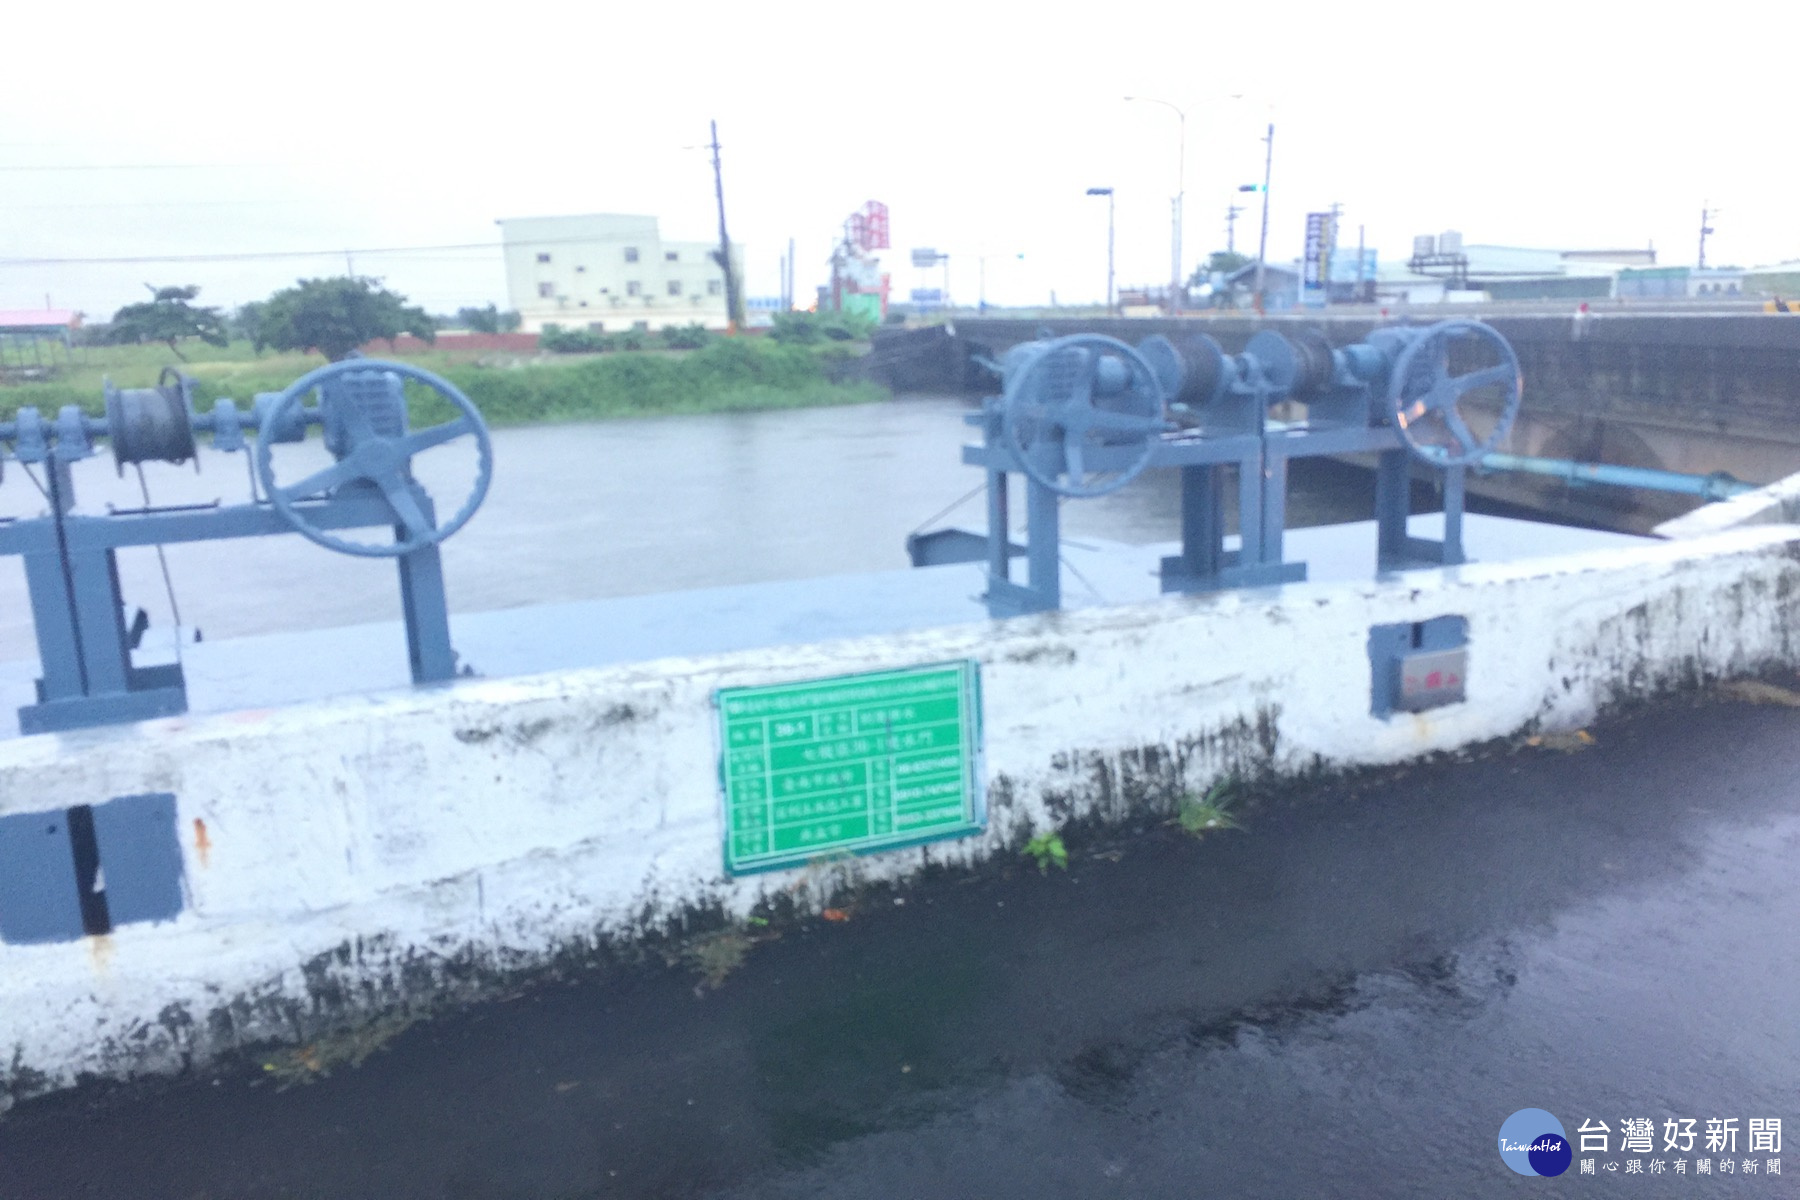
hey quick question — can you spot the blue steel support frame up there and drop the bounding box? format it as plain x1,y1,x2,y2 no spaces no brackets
958,326,1487,618
0,484,458,735
1,362,484,735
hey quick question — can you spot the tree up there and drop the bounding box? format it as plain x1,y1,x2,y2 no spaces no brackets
257,276,436,361
109,285,229,360
1188,251,1253,289
457,304,500,333
455,303,519,334
232,300,268,353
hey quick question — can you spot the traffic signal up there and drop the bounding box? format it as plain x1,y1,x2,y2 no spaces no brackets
1238,184,1264,193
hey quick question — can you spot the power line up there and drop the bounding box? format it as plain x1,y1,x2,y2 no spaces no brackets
0,163,251,172
0,231,710,268
0,199,308,211
0,242,497,266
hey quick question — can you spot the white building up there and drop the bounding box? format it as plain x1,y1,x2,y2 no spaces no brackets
496,214,743,333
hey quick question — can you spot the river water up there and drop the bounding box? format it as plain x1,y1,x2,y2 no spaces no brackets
0,396,1443,664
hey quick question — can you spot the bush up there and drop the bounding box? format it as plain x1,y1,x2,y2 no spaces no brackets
660,323,713,350
539,324,614,354
825,310,878,340
769,311,824,345
770,309,879,344
433,337,881,425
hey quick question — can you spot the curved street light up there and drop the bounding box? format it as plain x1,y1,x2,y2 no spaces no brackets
1125,93,1253,313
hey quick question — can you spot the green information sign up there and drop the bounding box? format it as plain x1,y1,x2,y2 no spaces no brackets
716,661,983,874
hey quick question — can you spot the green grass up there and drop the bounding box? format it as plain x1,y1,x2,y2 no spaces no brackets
0,338,882,426
1176,779,1244,839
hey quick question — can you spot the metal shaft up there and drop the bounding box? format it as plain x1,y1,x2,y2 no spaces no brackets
1477,452,1756,501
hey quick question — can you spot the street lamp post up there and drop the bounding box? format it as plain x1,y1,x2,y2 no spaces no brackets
1124,96,1185,312
1253,122,1274,313
1086,187,1115,315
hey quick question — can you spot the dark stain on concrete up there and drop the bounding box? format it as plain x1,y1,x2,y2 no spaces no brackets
1039,705,1284,830
453,717,558,748
592,703,643,727
1002,644,1077,666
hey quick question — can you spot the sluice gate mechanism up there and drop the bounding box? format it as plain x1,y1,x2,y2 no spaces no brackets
915,320,1525,617
0,360,492,734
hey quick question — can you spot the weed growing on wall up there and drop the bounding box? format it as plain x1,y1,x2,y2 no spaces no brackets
1176,779,1244,840
1022,830,1069,874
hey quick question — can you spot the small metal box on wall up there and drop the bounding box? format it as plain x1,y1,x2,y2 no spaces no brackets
1368,615,1469,717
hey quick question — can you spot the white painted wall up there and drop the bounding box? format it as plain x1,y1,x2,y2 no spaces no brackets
3,510,1798,1108
497,213,741,333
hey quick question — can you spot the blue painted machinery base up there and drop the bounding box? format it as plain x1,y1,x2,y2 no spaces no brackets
937,322,1512,617
1,361,493,734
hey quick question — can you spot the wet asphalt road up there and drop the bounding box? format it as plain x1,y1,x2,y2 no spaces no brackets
3,695,1797,1198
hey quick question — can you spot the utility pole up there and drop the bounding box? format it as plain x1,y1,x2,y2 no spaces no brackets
1356,223,1367,303
1225,204,1243,254
1253,123,1274,313
708,119,744,330
1697,203,1716,270
1325,201,1342,306
787,236,795,312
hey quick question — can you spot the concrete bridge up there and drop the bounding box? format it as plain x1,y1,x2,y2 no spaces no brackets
875,312,1800,531
3,366,1800,1196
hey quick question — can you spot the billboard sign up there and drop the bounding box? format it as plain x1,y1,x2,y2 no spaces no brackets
1302,212,1335,307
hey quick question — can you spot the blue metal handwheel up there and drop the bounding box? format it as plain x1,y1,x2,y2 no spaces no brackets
254,360,494,558
1000,335,1168,498
1387,319,1523,467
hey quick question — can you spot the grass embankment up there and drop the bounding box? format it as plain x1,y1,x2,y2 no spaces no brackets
0,339,883,426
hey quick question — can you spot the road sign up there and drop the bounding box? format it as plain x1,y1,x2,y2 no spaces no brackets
910,288,944,305
911,248,945,268
716,661,984,874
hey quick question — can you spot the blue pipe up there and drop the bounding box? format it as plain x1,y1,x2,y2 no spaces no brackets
1476,453,1759,502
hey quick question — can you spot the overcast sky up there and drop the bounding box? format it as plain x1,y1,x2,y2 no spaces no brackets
1,0,1791,318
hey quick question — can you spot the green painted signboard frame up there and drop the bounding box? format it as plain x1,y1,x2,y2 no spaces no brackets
715,661,984,875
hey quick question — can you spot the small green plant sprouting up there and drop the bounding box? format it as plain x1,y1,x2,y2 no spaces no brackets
1177,778,1244,839
1022,830,1069,874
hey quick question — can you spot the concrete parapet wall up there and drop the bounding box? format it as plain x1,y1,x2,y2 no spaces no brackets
4,518,1799,1106
1656,472,1800,538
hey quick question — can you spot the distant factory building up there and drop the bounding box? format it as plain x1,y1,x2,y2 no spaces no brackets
1376,237,1655,303
496,214,744,333
1616,266,1747,298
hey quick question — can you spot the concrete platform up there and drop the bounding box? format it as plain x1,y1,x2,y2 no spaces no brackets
0,513,1649,740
